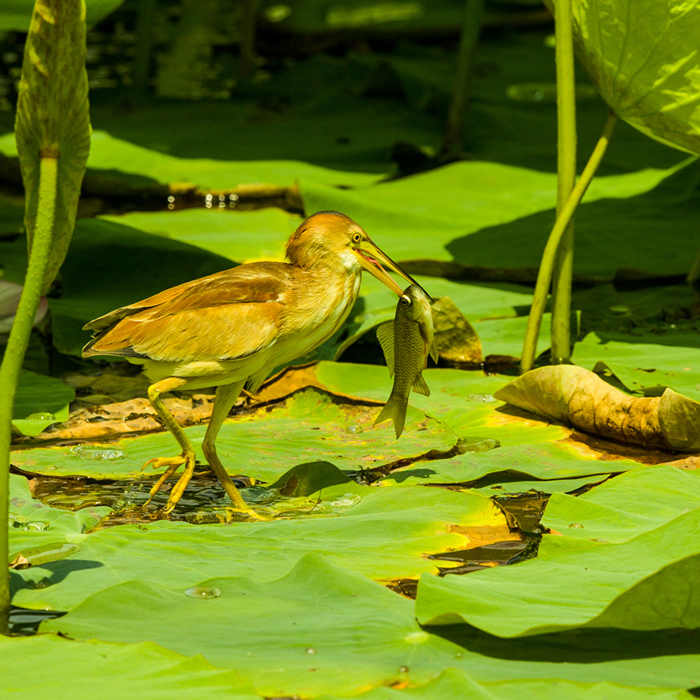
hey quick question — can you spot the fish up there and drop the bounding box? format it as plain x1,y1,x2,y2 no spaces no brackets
374,284,438,438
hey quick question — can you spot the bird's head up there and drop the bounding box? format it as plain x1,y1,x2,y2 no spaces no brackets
285,211,420,296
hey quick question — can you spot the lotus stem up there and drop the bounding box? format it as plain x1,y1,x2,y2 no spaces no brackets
520,111,617,373
0,156,58,634
550,0,577,363
442,0,483,157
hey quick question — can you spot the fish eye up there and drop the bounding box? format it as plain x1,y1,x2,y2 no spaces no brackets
399,295,411,306
351,232,362,243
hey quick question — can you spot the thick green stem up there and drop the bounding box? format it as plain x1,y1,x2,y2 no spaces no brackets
550,0,577,363
0,157,57,635
442,0,483,157
520,112,617,373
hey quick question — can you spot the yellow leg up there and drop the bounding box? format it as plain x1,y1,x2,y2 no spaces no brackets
142,377,195,510
200,380,258,515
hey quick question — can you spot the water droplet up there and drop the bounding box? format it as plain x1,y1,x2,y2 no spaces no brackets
229,193,239,201
591,538,608,543
467,394,496,403
305,647,316,655
167,195,175,203
568,522,584,529
185,586,221,599
72,445,125,461
398,666,409,673
218,194,225,201
455,651,463,658
403,631,428,644
346,425,363,434
205,194,213,201
25,412,55,420
328,493,361,509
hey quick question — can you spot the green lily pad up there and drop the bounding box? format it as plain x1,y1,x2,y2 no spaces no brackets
416,507,700,637
12,369,74,436
35,552,700,696
0,130,384,190
99,208,301,265
9,473,111,561
300,159,693,279
0,635,259,699
573,333,700,402
12,483,504,610
542,466,700,543
318,667,694,700
10,389,457,481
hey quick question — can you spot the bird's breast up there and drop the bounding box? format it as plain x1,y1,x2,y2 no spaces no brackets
275,270,361,362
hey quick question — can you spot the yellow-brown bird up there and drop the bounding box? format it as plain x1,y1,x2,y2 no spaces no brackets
82,211,420,514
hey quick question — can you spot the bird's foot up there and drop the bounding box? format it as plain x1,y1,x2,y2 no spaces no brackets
142,451,195,512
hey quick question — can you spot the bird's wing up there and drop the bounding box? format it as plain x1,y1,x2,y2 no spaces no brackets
83,263,292,362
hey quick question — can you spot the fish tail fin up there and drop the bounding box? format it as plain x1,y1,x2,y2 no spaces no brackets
374,394,407,439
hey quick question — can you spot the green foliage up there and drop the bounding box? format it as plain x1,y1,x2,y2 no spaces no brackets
416,508,700,635
571,0,700,154
0,0,125,31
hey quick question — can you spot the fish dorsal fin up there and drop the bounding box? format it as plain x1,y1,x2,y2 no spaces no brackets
429,341,439,364
376,321,395,377
413,373,430,397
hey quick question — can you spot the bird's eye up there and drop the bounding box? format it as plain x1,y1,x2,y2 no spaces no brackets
399,295,411,306
352,232,362,243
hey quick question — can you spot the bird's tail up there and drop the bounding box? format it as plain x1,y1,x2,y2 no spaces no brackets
374,394,407,439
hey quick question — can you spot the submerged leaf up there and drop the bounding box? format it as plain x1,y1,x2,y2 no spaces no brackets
494,365,700,452
431,296,482,365
14,0,91,292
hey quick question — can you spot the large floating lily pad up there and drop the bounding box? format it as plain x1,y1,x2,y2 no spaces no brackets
40,552,700,697
301,159,697,279
416,508,700,637
318,668,694,700
0,130,384,190
573,333,700,402
9,474,111,561
11,478,504,610
11,389,457,481
542,466,700,544
0,634,259,700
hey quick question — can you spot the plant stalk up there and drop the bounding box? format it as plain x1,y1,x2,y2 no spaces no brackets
0,157,58,635
442,0,483,157
550,0,577,363
520,112,617,373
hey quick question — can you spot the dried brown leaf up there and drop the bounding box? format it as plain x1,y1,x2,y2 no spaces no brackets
495,365,700,453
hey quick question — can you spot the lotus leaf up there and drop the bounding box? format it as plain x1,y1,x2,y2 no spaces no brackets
0,634,259,699
542,465,700,543
318,667,694,700
416,508,700,636
8,473,110,560
40,552,700,696
570,0,700,154
10,389,457,481
573,332,700,402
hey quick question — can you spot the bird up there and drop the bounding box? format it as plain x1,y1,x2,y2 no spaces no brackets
82,211,421,515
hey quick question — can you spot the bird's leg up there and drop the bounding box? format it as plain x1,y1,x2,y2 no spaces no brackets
199,380,257,514
142,377,194,509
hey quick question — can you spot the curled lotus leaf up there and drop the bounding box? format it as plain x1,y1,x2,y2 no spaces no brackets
494,365,700,452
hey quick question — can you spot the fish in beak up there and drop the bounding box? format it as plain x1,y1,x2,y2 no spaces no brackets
352,237,432,300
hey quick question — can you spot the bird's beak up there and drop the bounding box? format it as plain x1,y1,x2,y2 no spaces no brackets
353,238,429,299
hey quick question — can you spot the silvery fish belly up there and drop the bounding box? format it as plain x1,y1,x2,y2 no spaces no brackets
375,284,438,438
